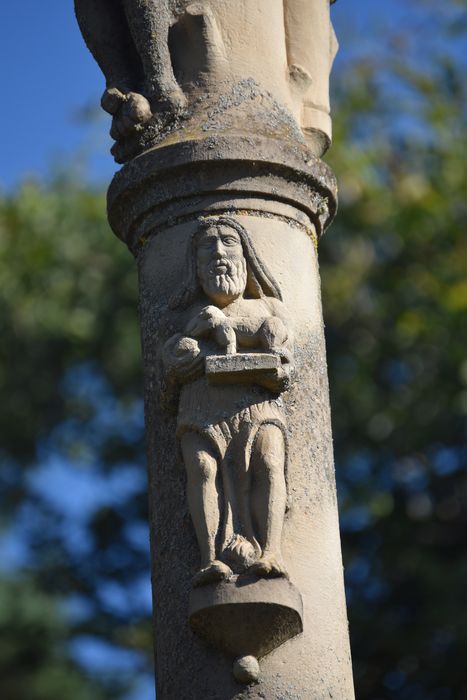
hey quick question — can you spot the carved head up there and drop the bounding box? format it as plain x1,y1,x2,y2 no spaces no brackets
170,217,282,309
195,222,248,307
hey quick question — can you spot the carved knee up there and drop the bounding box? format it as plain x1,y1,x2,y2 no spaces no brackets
190,451,217,484
253,426,286,477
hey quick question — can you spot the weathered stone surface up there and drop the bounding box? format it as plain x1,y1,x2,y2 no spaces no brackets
75,0,337,162
75,1,354,697
205,353,281,386
135,202,354,698
106,135,338,251
189,576,303,658
232,656,260,685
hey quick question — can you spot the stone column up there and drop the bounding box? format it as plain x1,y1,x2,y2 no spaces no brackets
75,1,354,698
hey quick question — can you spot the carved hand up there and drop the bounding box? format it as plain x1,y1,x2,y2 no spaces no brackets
162,334,205,383
185,305,224,331
257,365,291,394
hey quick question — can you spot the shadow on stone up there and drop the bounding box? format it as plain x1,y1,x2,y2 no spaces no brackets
189,575,303,661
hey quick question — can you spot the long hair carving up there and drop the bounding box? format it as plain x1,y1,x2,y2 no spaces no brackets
170,216,282,310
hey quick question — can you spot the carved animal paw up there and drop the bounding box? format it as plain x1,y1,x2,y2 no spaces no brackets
185,305,226,335
248,553,288,579
199,305,227,325
193,560,233,587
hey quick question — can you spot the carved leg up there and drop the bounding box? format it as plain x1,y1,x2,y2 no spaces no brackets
249,424,288,578
258,317,289,351
75,0,153,146
121,0,187,112
180,432,232,586
74,0,139,93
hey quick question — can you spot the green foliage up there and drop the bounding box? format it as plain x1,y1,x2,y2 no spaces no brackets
0,577,122,700
0,1,465,698
0,182,141,467
0,184,148,697
321,3,467,697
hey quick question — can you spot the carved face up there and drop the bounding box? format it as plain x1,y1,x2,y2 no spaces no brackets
196,225,248,306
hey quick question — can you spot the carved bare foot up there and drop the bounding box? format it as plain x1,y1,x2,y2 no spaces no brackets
248,553,288,579
193,560,233,588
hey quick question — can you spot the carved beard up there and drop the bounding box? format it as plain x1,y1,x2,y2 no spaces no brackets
199,257,247,301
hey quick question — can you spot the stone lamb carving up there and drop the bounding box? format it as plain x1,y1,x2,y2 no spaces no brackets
74,0,337,161
163,216,294,588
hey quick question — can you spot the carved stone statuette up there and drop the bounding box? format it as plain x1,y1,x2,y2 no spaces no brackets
75,1,355,697
75,0,337,162
164,217,293,582
162,216,301,679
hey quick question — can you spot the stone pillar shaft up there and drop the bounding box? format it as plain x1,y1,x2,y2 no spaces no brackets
75,1,354,697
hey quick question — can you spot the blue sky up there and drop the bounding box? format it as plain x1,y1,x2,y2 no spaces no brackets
0,2,445,698
0,0,412,191
0,0,464,700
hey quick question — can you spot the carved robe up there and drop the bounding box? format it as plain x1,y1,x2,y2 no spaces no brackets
175,358,288,562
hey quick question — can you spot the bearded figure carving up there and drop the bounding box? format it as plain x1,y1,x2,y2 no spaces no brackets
74,0,354,690
163,217,294,587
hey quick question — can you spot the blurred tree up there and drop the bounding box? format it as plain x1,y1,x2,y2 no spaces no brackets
0,182,150,697
0,1,465,698
0,577,124,700
322,1,467,698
